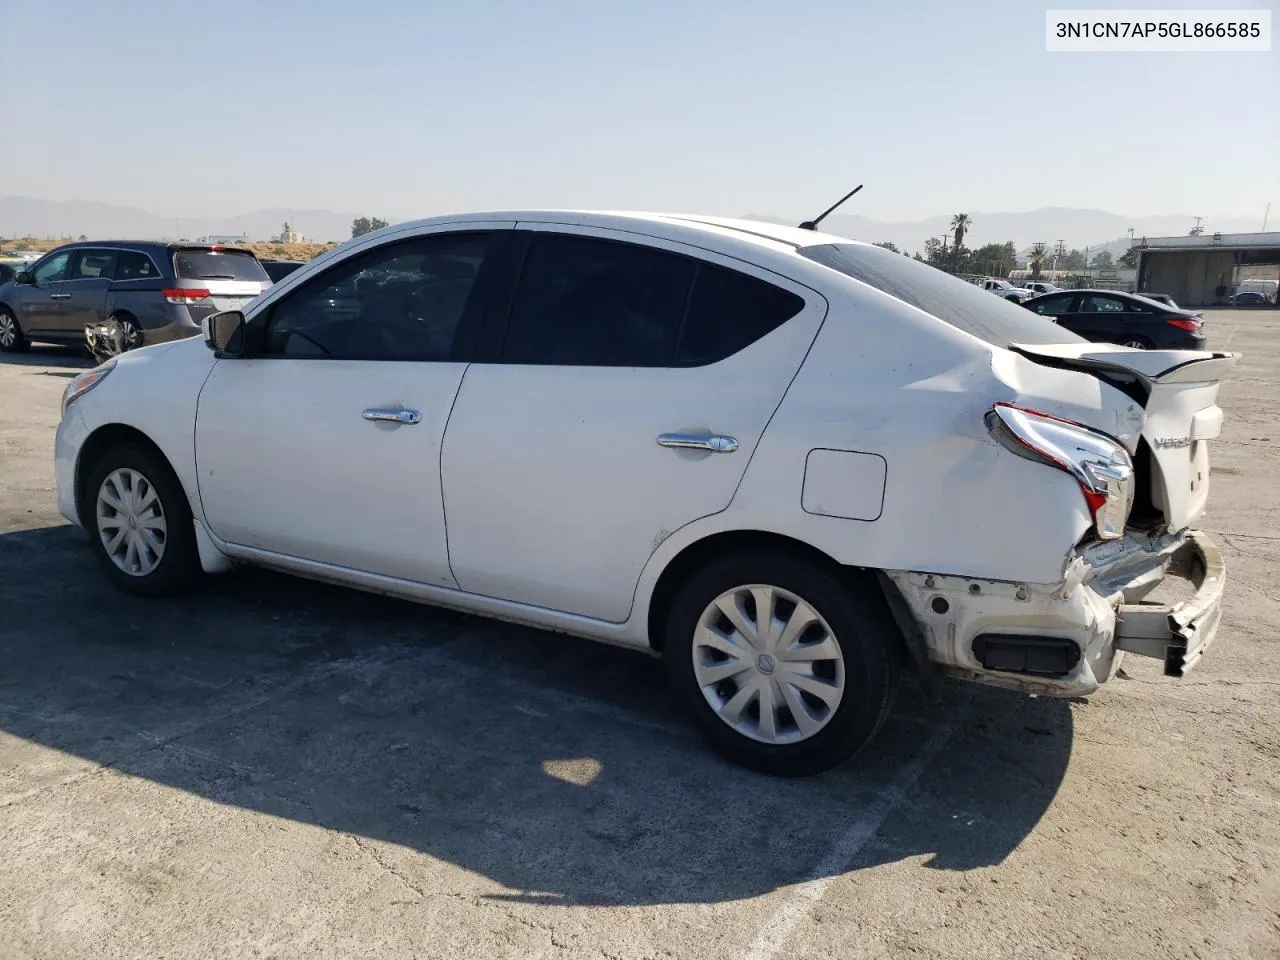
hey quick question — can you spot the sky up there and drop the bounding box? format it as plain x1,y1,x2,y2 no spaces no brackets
1,0,1276,223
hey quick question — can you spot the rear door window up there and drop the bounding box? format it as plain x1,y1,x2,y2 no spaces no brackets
174,249,270,282
1081,294,1126,314
799,243,1083,347
500,234,694,366
114,251,162,281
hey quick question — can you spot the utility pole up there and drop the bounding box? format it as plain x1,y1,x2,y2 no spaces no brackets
1053,240,1065,274
1191,216,1205,236
1264,203,1271,232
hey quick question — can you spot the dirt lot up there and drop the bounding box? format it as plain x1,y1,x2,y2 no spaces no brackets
1,313,1277,960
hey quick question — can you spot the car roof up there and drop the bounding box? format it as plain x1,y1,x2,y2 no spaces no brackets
364,210,859,255
35,240,255,254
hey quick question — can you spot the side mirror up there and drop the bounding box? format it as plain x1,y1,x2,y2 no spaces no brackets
202,310,246,356
14,270,31,285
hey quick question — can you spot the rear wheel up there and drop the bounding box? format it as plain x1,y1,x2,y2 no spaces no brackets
664,549,900,776
0,308,29,353
1121,336,1151,350
82,443,200,597
112,314,143,351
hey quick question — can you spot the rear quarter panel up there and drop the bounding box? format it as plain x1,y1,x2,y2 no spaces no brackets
106,283,175,333
717,277,1101,585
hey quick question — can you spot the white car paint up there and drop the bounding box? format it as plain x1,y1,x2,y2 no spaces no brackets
54,210,1235,707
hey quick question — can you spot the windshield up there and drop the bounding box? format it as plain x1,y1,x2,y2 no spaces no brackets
799,243,1084,348
173,249,269,282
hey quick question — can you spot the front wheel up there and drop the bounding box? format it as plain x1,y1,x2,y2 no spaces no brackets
82,443,200,597
664,550,900,776
0,308,29,353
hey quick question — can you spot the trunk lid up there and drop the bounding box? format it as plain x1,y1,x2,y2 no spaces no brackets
1009,342,1240,532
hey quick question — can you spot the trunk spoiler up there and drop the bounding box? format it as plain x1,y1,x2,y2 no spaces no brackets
1009,342,1239,386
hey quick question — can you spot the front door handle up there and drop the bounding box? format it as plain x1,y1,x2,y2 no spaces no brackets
362,407,422,425
656,432,738,453
49,293,72,300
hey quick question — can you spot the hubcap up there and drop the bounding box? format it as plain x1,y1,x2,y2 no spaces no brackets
692,584,846,745
0,315,14,347
96,468,167,576
1123,339,1147,350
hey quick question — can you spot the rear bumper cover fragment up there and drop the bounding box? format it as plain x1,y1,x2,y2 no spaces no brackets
1113,531,1225,677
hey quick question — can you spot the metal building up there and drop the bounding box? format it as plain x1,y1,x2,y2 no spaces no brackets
1135,232,1280,307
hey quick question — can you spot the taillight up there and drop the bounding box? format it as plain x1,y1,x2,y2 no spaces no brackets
1167,317,1202,331
986,403,1135,540
162,288,210,304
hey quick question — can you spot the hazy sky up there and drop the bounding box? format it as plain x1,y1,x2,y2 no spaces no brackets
2,0,1276,222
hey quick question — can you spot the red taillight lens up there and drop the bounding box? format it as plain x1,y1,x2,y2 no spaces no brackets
1167,317,1202,331
162,288,210,305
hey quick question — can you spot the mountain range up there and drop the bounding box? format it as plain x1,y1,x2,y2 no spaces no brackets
1,196,1266,254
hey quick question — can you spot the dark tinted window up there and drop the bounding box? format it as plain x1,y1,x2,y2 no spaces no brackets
1081,294,1126,314
264,261,304,282
676,264,804,365
174,249,269,282
32,251,70,284
261,232,489,360
114,251,161,280
1028,293,1075,315
501,234,694,366
799,243,1083,347
69,249,117,280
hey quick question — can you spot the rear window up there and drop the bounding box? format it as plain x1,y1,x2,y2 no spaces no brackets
173,249,269,282
799,243,1084,348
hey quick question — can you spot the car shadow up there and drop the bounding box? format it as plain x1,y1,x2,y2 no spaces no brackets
0,524,1073,907
0,344,92,371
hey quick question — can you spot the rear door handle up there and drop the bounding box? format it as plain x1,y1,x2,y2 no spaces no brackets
49,294,71,300
362,407,422,425
656,432,738,453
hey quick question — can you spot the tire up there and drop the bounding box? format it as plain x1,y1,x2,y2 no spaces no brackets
111,314,143,352
1121,337,1151,350
664,549,900,776
82,442,200,597
0,307,30,353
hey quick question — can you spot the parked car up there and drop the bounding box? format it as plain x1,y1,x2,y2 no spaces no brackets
261,259,306,282
0,241,270,354
53,212,1235,775
1021,281,1061,296
969,276,1033,302
1137,292,1179,309
1021,289,1207,350
1231,290,1272,306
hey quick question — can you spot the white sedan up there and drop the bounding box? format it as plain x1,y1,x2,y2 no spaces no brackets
55,211,1235,775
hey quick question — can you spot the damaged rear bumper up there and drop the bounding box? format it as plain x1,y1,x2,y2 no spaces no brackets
1112,532,1225,677
883,529,1226,697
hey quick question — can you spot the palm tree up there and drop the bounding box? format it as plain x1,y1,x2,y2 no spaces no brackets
950,213,971,272
1029,242,1048,281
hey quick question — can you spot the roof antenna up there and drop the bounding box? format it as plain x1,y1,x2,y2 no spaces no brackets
798,184,864,231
